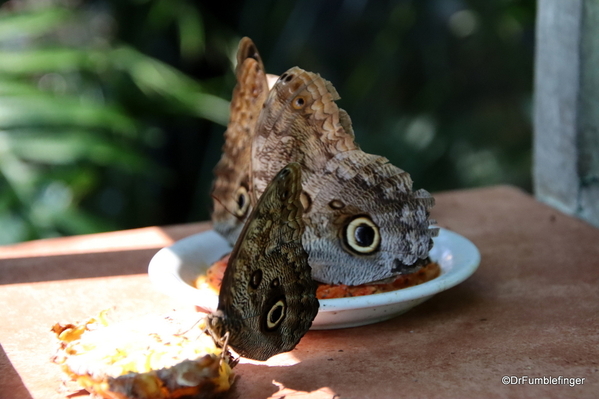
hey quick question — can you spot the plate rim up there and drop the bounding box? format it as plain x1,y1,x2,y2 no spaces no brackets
148,227,480,313
318,227,480,310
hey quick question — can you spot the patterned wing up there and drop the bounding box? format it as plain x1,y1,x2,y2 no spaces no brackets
211,37,269,245
251,67,359,197
251,67,438,285
302,150,438,285
207,163,319,361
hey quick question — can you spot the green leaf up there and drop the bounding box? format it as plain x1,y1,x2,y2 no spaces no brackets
55,207,117,235
0,97,137,135
110,46,229,125
0,79,42,96
5,129,161,175
187,92,230,125
0,48,93,75
112,46,203,94
0,7,71,41
0,212,28,245
177,4,205,61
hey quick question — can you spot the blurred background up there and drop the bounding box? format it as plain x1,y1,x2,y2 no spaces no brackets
0,0,535,244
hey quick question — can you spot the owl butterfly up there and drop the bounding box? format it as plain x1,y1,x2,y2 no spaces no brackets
207,163,319,361
212,37,438,286
210,37,270,243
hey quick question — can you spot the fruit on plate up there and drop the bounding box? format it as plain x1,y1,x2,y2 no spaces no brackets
52,310,235,399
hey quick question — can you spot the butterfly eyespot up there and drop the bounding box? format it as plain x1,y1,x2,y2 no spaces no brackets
329,199,345,210
343,216,381,254
266,299,286,330
292,96,306,109
234,186,250,217
284,74,294,82
250,269,263,289
280,73,288,81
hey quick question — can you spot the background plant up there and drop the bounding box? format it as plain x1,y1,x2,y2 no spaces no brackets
0,0,534,244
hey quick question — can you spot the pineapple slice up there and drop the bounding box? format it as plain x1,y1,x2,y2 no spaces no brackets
52,310,235,399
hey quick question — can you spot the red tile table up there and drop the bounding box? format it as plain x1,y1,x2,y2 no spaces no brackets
1,186,597,399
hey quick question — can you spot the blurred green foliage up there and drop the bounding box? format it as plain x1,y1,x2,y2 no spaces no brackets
0,0,534,244
0,0,230,244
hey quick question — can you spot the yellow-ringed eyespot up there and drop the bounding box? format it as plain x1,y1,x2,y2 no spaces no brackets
266,299,286,330
234,186,250,217
343,216,381,254
292,96,306,109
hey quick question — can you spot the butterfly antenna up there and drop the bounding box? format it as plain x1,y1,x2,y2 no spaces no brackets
174,314,205,337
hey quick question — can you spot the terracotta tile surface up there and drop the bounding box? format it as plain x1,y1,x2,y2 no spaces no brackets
0,186,597,399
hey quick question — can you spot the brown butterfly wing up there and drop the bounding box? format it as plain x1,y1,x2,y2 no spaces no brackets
251,67,438,285
211,37,269,245
207,163,319,361
303,150,438,285
251,67,359,198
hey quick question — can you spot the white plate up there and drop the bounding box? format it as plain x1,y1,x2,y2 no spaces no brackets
148,228,480,330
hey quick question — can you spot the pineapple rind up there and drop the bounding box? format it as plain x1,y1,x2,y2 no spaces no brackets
52,311,235,399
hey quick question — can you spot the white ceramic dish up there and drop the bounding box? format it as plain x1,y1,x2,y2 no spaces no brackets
148,228,480,330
